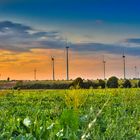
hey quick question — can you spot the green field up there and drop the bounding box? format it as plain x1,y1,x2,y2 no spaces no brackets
0,89,140,139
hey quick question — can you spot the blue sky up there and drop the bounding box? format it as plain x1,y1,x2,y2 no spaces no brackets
0,0,140,51
1,0,140,43
1,0,140,23
0,0,140,79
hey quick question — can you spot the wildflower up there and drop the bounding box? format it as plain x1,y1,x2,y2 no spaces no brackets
56,129,63,137
17,118,20,122
40,126,43,130
86,133,90,138
83,115,88,119
88,118,97,129
34,120,37,124
88,122,92,129
23,117,31,127
90,106,93,113
47,123,55,130
81,134,86,139
81,133,90,140
80,115,88,122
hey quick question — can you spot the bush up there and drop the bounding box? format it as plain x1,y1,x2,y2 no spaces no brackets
7,77,10,81
83,80,93,89
13,80,23,89
98,80,106,89
107,76,118,88
82,80,98,89
123,79,132,88
71,77,84,89
14,81,71,89
138,80,140,88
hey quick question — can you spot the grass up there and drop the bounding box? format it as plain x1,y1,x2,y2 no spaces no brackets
0,89,140,139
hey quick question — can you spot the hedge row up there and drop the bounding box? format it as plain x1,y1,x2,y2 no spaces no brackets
13,77,140,89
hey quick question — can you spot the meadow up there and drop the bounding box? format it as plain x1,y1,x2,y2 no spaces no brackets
0,89,140,140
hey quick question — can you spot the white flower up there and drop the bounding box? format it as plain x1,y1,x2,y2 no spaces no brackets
17,118,20,122
80,115,88,122
88,122,92,129
40,126,43,130
83,115,88,119
88,118,97,129
81,134,86,139
86,133,90,138
81,133,90,140
90,106,93,113
47,123,55,130
56,129,63,137
23,117,31,127
34,120,37,124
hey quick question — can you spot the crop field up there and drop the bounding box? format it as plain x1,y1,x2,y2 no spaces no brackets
0,89,140,140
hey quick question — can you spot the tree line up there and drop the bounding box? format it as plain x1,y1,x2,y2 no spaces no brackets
13,76,140,89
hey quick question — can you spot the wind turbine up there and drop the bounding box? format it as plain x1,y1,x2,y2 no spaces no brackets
122,51,126,79
103,55,106,80
66,43,69,81
51,56,55,80
34,68,37,81
135,66,137,79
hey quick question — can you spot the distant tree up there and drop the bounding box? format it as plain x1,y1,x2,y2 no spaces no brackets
7,77,10,81
83,80,93,89
107,76,118,88
138,80,140,88
98,79,106,89
123,79,132,88
13,80,23,89
71,77,83,89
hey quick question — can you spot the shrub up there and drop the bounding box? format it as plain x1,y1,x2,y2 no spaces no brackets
107,76,118,88
71,77,84,89
14,81,71,89
7,77,10,81
13,80,23,89
138,80,140,88
98,80,106,89
83,80,93,89
123,79,132,88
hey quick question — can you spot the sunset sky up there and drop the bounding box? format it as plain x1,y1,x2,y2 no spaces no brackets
0,0,140,80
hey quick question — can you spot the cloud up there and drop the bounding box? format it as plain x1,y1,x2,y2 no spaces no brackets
0,21,62,52
125,38,140,44
95,19,104,25
70,42,140,56
0,21,31,32
0,21,140,57
0,21,60,40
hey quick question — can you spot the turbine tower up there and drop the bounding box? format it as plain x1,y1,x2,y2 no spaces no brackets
135,66,137,79
103,56,106,80
51,57,55,81
122,51,126,79
66,46,69,80
34,68,37,81
135,66,138,87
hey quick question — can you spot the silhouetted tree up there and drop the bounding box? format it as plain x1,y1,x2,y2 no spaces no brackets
123,79,132,88
83,80,92,89
138,80,140,88
7,77,10,81
13,80,23,89
107,76,118,88
71,77,83,89
98,79,106,88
